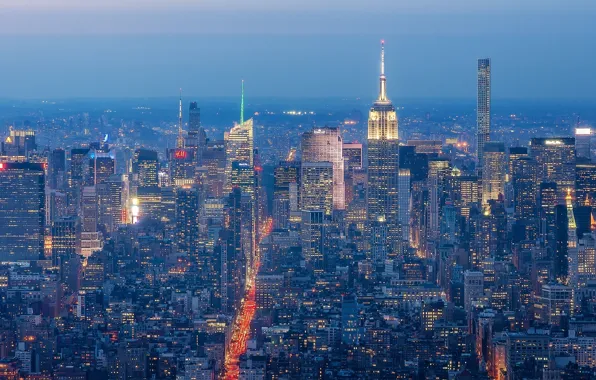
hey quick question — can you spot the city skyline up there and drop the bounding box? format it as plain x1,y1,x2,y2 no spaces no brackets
3,3,596,379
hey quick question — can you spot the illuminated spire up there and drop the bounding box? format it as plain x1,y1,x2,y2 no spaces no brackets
240,80,245,125
381,40,385,76
378,40,388,102
176,88,184,148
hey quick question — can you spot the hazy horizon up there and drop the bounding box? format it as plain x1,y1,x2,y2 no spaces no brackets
0,1,594,100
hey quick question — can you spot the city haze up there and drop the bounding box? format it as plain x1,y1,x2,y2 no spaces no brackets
0,0,594,99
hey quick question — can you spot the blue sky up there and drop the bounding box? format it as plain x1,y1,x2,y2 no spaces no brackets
0,0,594,100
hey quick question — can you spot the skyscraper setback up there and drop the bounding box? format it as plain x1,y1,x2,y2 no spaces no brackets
366,41,400,253
477,58,491,172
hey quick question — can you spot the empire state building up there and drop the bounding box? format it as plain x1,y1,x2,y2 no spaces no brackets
367,41,400,255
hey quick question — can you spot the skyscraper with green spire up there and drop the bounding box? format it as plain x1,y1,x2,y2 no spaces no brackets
225,80,254,193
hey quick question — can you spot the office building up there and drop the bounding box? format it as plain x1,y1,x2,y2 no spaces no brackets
301,210,325,273
301,162,334,216
481,142,506,204
230,161,255,198
398,169,411,244
69,148,90,213
511,156,537,238
47,190,68,224
80,186,102,258
176,186,201,258
0,162,45,261
575,127,592,160
428,158,451,241
341,295,360,345
133,149,159,188
202,140,227,198
530,137,576,200
169,147,195,187
273,161,301,229
1,129,36,160
536,283,572,326
51,216,80,293
464,270,484,311
221,188,245,313
88,151,115,186
49,148,66,190
576,162,596,207
301,126,345,210
343,143,363,171
540,182,558,250
186,101,206,154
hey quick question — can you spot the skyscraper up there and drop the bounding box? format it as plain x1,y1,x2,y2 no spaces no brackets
225,81,254,194
80,186,102,258
540,182,558,250
231,161,255,199
176,186,201,258
273,161,301,229
576,162,596,207
477,58,491,171
428,158,451,242
220,188,244,313
170,93,196,187
69,148,90,214
202,140,227,198
88,151,115,186
343,143,363,171
49,148,66,190
367,41,400,251
481,142,506,205
398,169,411,245
565,189,578,286
301,126,345,210
530,138,576,201
230,160,257,279
101,174,127,232
343,143,363,207
0,162,45,261
133,149,159,188
1,129,36,160
511,156,538,239
186,101,206,153
301,162,334,216
575,127,592,160
301,210,325,273
51,216,80,293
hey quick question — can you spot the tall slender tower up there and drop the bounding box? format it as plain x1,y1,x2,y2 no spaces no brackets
367,40,400,254
176,89,184,149
170,90,195,187
477,58,491,172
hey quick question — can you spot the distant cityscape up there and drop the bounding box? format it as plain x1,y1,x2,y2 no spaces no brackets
1,41,596,380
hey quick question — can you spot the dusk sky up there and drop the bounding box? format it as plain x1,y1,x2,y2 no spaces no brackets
0,0,594,100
